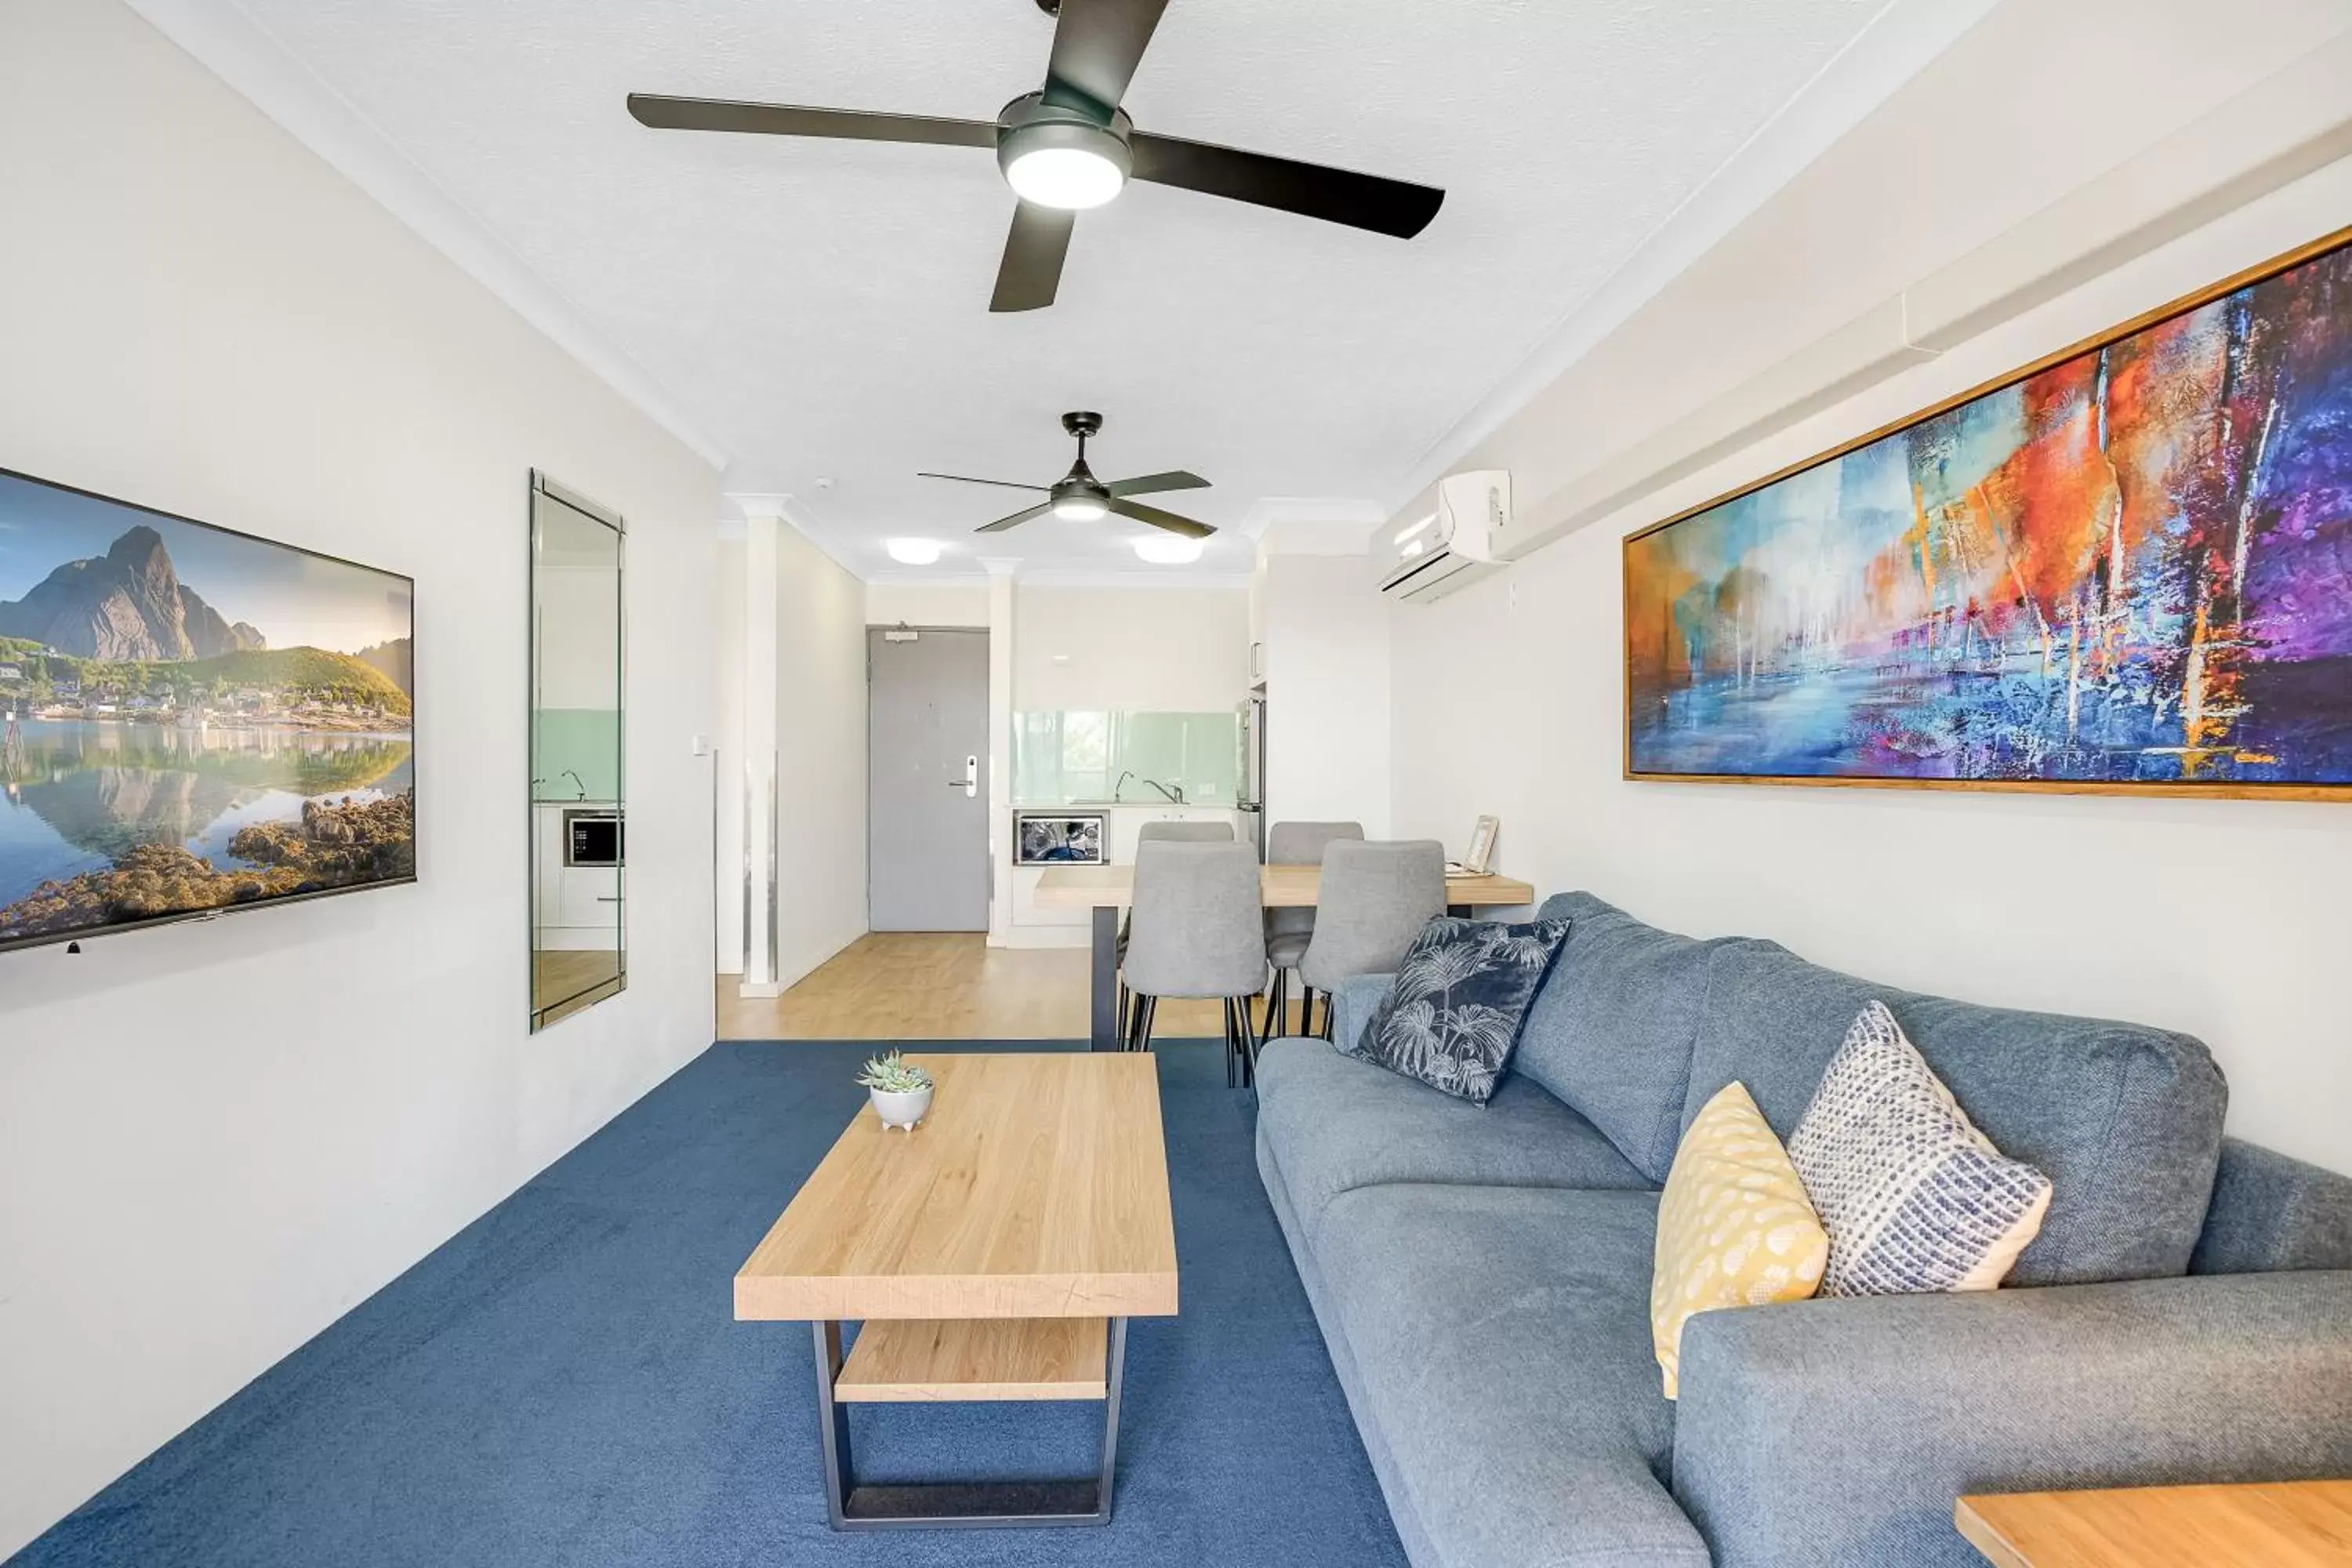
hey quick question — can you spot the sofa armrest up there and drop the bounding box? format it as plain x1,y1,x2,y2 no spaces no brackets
1327,972,1392,1055
1671,1272,2352,1568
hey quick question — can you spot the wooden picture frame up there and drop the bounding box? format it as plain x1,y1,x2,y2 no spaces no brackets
1622,226,2352,802
1462,815,1499,874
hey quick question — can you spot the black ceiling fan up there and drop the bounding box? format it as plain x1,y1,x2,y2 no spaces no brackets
920,412,1214,536
626,0,1445,313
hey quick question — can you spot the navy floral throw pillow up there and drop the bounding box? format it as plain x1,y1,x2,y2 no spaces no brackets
1352,915,1573,1103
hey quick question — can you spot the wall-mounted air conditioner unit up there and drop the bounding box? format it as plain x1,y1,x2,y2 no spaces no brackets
1378,470,1512,603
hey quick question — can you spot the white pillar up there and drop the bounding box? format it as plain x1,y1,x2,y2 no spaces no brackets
982,557,1018,945
731,492,789,997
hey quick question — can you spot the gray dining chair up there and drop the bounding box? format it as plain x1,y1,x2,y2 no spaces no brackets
1122,840,1269,1087
1116,818,1234,1042
1262,820,1363,1040
1296,839,1448,1038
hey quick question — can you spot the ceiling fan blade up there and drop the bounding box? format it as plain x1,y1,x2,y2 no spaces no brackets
1109,498,1214,539
991,202,1076,313
626,93,995,148
1044,0,1171,118
918,472,1051,492
975,501,1057,534
1128,132,1443,239
1107,470,1210,498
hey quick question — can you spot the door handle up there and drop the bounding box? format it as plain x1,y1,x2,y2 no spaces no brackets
947,755,978,797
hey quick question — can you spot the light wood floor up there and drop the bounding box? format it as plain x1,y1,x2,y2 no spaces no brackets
535,949,622,1016
717,932,1304,1041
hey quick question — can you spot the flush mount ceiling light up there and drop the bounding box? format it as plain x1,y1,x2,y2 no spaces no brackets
1133,534,1204,564
885,537,944,565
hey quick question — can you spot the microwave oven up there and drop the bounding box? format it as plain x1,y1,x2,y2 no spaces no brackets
1014,811,1105,866
564,808,623,868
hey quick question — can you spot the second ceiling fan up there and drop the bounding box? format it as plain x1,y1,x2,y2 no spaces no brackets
922,411,1214,538
628,0,1446,312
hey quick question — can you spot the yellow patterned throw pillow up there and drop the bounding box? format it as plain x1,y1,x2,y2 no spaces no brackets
1650,1081,1829,1399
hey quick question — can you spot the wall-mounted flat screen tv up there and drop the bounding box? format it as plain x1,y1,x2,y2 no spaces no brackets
0,466,415,953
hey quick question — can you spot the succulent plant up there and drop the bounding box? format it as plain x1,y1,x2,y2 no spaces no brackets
855,1050,932,1095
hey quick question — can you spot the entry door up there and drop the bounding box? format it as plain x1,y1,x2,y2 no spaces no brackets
867,628,990,931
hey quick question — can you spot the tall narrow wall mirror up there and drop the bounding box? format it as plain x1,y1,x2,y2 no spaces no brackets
529,472,625,1030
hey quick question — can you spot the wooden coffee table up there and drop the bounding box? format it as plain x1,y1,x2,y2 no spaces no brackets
1958,1479,2352,1566
736,1052,1178,1530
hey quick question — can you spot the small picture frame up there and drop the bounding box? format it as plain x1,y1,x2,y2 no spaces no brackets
1462,815,1499,875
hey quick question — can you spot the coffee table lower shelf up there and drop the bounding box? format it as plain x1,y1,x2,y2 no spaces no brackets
811,1316,1128,1530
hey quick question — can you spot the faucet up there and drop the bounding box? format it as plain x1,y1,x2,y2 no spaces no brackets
1112,770,1136,803
562,770,586,800
1142,777,1185,804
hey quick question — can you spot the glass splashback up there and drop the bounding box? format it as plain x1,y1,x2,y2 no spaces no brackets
1014,710,1239,805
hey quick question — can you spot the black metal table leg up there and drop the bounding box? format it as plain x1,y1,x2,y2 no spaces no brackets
810,1318,1128,1530
1090,904,1119,1051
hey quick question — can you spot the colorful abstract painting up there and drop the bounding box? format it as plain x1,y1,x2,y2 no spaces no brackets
1626,236,2352,794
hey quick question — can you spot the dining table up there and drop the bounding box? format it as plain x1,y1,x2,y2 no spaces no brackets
1032,863,1538,1051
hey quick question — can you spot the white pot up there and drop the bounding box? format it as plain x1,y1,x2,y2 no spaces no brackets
869,1083,933,1132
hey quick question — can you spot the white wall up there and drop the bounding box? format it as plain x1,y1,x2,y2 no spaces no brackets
0,2,720,1554
712,523,867,986
866,580,989,627
770,526,869,989
1262,554,1392,836
713,535,746,971
1012,584,1250,711
1388,12,2352,1172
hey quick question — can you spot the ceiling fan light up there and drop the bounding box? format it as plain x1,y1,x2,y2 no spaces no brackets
1051,493,1109,522
885,537,944,565
1133,535,1204,565
1004,145,1127,209
996,111,1132,211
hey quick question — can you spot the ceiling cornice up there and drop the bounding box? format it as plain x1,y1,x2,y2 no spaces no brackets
124,0,734,472
1011,570,1252,591
1382,0,2001,516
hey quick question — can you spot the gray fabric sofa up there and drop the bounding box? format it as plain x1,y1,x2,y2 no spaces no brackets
1254,890,2352,1568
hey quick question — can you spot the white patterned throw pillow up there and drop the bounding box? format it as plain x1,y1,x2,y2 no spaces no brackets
1786,1001,2053,1296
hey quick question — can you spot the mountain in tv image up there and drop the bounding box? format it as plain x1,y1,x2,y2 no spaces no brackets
0,523,270,660
0,474,416,949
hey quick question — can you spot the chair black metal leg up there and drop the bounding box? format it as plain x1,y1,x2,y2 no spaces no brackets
1237,991,1259,1087
1116,980,1130,1049
1221,998,1237,1087
1266,969,1287,1039
1301,985,1317,1041
1134,996,1156,1053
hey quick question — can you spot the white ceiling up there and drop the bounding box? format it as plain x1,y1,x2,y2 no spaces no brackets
206,0,1911,579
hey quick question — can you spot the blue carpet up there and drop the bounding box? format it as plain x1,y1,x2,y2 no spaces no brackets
11,1041,1406,1568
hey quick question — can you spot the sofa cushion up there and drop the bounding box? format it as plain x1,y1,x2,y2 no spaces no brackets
1353,915,1572,1103
1512,891,1726,1185
1788,1001,2052,1296
1653,1082,1827,1397
1315,1184,1710,1568
1254,1036,1651,1247
1685,941,2227,1287
2191,1138,2352,1275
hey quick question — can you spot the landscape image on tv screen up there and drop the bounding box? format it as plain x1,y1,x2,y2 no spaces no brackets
0,467,415,952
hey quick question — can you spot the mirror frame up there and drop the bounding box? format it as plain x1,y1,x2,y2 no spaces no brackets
528,470,626,1031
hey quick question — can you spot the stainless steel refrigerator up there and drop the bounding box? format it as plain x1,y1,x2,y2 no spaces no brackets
1236,695,1266,859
